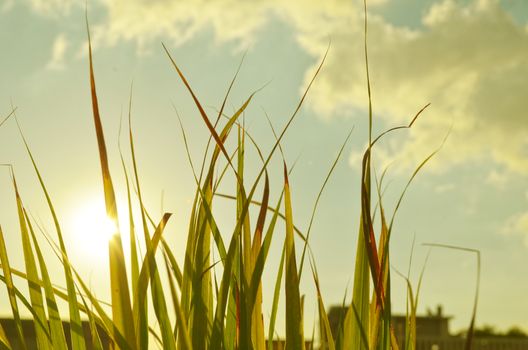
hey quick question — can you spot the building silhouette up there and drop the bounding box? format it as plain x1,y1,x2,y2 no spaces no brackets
0,318,111,350
327,305,528,350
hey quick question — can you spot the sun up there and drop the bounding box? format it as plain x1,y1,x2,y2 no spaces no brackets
69,198,119,258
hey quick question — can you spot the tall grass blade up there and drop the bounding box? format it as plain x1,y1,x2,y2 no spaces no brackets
309,257,335,350
127,98,151,349
33,210,131,349
298,128,353,278
162,251,192,350
11,173,52,350
267,246,285,350
25,212,68,350
162,240,183,288
118,109,140,297
86,16,136,349
248,192,283,317
133,213,174,349
127,88,177,350
14,120,87,349
283,164,305,350
77,286,104,350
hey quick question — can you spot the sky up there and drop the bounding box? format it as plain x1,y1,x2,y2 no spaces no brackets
0,0,527,337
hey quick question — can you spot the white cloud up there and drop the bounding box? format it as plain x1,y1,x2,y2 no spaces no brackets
88,0,387,51
298,0,528,175
22,0,528,176
46,34,69,70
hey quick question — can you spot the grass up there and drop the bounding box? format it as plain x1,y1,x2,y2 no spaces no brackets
0,2,479,350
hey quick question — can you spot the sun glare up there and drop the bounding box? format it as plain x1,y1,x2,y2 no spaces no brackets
69,199,118,258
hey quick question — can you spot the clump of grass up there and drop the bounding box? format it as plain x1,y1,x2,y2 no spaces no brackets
0,2,479,350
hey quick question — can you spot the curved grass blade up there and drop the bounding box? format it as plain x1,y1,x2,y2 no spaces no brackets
133,213,174,349
423,243,480,350
171,42,328,350
32,213,132,350
308,257,335,350
298,128,353,278
0,274,57,348
14,115,87,350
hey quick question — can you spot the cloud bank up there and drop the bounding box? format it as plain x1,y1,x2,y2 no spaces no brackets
300,0,528,175
21,0,528,175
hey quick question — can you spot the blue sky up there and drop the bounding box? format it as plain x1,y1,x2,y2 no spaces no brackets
0,0,527,336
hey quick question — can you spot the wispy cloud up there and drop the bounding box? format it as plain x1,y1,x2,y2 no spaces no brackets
46,34,69,70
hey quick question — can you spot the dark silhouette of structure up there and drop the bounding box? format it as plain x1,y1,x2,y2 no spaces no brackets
0,318,111,349
327,305,528,350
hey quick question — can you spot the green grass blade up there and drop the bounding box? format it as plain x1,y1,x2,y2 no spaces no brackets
133,213,174,349
77,286,104,350
308,257,335,350
348,213,370,350
283,163,305,350
149,252,176,349
11,173,52,350
127,93,152,350
248,192,283,316
162,252,193,350
0,226,27,350
210,224,240,349
25,209,68,350
161,240,183,288
86,16,136,349
394,269,417,350
267,246,285,350
0,107,16,129
33,214,132,350
0,323,11,350
162,43,234,168
423,244,480,350
118,110,140,297
190,183,214,349
298,128,353,278
15,117,87,350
